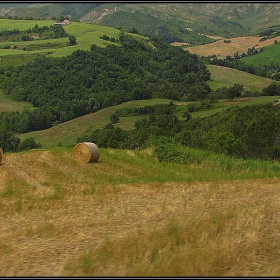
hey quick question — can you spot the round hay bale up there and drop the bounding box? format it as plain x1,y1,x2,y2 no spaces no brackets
73,142,99,163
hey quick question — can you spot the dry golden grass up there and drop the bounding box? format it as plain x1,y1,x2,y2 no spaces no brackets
178,35,280,58
1,149,280,276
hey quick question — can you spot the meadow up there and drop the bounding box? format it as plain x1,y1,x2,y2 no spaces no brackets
0,91,33,112
1,147,280,276
16,95,279,149
0,19,146,58
240,41,280,65
206,65,273,92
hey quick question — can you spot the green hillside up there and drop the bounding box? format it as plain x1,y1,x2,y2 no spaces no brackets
240,42,280,66
0,91,33,112
16,99,174,148
206,65,274,91
0,19,146,59
3,3,280,44
17,96,279,149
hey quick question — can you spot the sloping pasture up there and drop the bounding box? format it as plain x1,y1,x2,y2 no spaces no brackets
184,35,280,58
17,94,279,149
0,19,147,58
0,91,34,112
240,42,280,65
206,65,274,91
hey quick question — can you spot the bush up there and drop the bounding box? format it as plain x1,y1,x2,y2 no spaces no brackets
18,137,41,151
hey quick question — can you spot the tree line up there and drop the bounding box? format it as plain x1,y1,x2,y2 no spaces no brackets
0,24,68,43
77,102,280,161
205,50,280,81
0,34,211,134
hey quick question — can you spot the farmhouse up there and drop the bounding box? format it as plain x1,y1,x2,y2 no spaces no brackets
54,19,70,25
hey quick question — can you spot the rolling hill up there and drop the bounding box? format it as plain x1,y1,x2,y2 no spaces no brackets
206,65,274,91
17,95,279,149
0,19,146,59
2,3,280,44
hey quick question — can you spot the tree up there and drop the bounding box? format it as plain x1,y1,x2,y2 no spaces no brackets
68,35,77,45
110,113,119,124
0,129,20,152
227,83,244,99
18,137,41,151
262,81,280,96
182,110,192,121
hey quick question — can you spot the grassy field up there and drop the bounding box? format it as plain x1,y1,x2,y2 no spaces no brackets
206,65,274,92
17,95,280,149
0,19,55,31
0,19,147,58
17,98,178,148
1,147,280,276
0,90,34,112
240,42,280,65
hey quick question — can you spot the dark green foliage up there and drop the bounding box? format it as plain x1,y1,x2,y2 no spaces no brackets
82,102,280,162
68,35,77,45
100,34,116,42
110,113,119,124
0,35,211,133
182,110,192,121
259,28,280,40
175,103,280,160
0,24,68,42
227,83,244,99
262,81,280,96
98,10,215,45
0,129,20,152
18,137,41,151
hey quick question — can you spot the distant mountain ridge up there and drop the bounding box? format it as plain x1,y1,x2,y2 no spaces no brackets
1,3,280,44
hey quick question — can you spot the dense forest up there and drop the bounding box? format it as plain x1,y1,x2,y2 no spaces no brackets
0,31,280,162
0,33,211,133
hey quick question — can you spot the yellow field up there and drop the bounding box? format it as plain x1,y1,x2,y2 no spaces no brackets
173,35,280,58
1,148,280,276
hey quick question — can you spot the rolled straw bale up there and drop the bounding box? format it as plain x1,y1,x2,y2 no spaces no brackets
73,142,99,163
